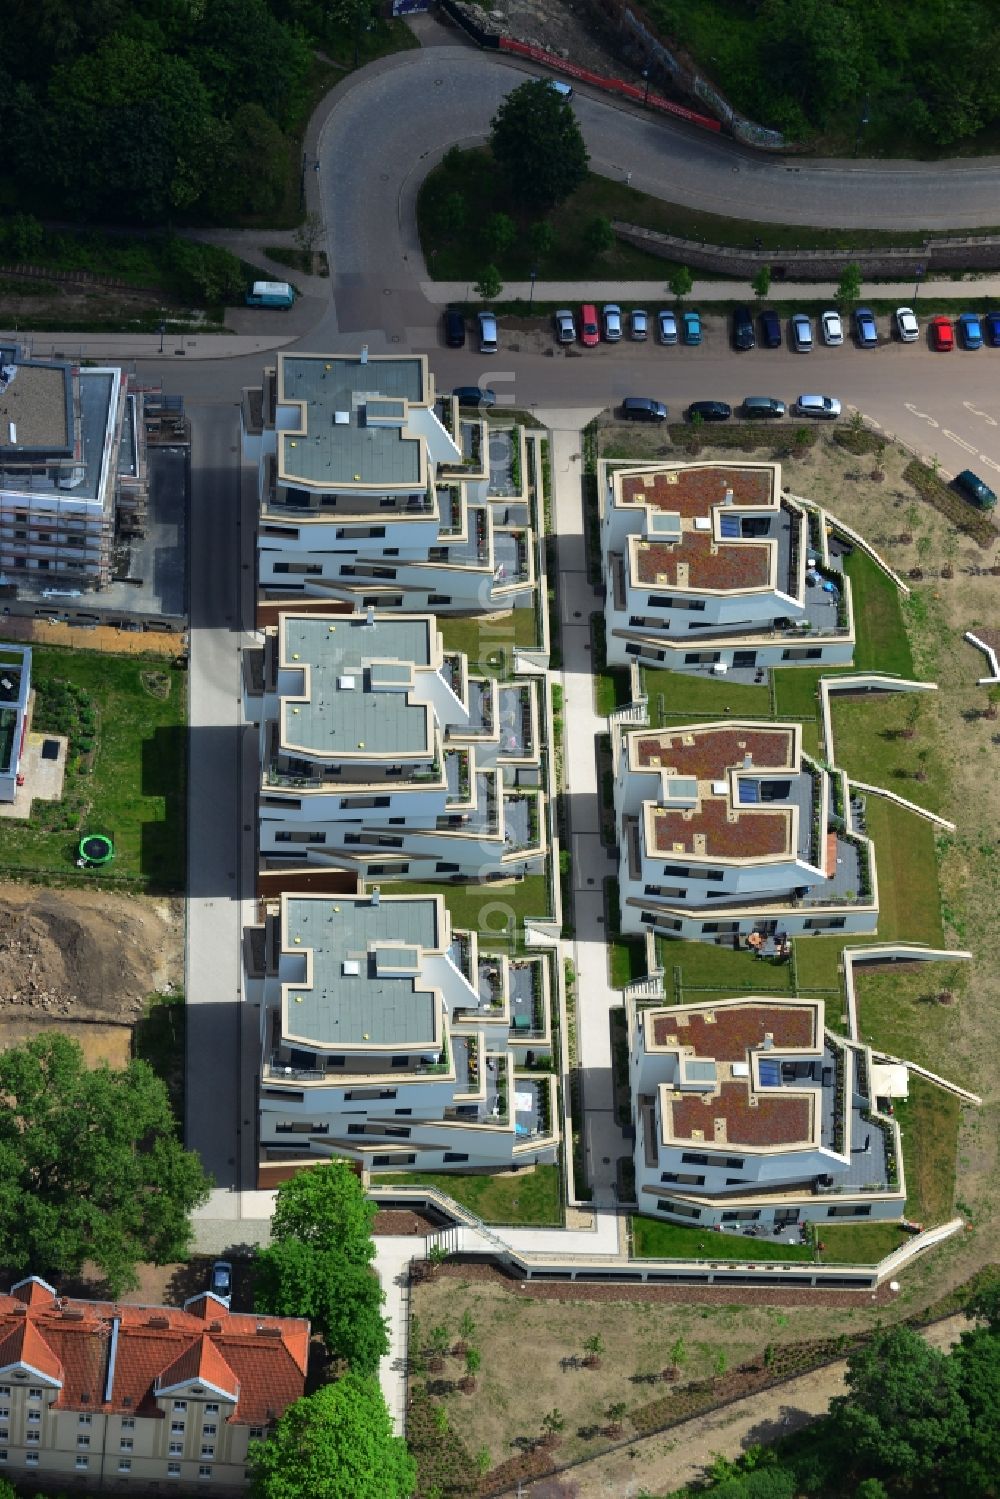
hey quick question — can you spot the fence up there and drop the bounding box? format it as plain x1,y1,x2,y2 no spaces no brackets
0,262,161,295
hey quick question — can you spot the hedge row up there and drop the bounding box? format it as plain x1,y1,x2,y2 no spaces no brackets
903,458,997,547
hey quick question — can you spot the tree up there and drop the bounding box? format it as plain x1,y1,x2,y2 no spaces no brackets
436,191,466,236
827,1326,969,1483
485,211,517,258
475,264,503,301
528,219,554,262
605,1400,627,1435
751,264,772,300
254,1238,388,1376
965,1278,1000,1332
490,79,589,212
584,215,616,258
475,1447,491,1477
295,211,326,257
247,1375,415,1499
0,1034,210,1295
670,1337,688,1370
668,265,693,300
541,1407,565,1443
945,1325,1000,1492
207,103,290,219
270,1161,376,1264
855,1481,890,1499
836,261,863,305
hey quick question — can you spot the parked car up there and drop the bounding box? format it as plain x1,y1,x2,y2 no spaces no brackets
954,469,997,509
686,400,731,422
477,310,498,354
579,303,600,347
453,386,496,408
732,305,755,351
759,309,782,348
821,310,843,346
548,79,574,99
657,309,678,345
794,394,841,419
791,313,813,351
443,307,465,348
210,1260,232,1307
985,310,1000,347
958,312,984,349
743,396,786,419
554,308,576,344
895,306,919,342
630,308,649,340
854,307,878,347
683,310,702,345
603,303,623,341
930,315,955,351
621,397,668,421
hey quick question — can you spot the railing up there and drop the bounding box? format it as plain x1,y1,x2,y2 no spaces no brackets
608,697,649,726
623,970,665,1001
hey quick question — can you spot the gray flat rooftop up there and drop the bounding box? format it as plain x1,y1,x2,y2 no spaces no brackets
0,362,72,455
277,355,425,489
284,896,440,1047
281,614,433,757
0,368,114,505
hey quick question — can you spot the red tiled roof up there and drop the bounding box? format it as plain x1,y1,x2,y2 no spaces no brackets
652,1003,817,1058
652,799,789,858
668,1081,811,1147
635,531,770,590
633,727,794,779
621,466,774,516
0,1280,308,1427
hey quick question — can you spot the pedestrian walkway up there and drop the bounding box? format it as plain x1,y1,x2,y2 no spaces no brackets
374,1237,416,1436
538,409,627,1208
423,277,1000,304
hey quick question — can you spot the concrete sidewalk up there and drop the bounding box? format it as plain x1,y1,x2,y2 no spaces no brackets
0,328,295,362
423,277,1000,304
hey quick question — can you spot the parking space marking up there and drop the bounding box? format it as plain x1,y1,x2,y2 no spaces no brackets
977,455,1000,473
904,403,939,427
942,430,978,454
962,401,998,427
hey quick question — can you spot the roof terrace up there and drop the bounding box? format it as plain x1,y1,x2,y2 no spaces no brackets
275,353,426,490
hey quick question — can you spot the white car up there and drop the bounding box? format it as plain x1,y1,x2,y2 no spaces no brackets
657,309,678,345
795,394,841,419
602,304,623,341
477,310,498,354
630,308,648,340
791,313,813,351
895,306,919,342
821,310,843,346
554,308,576,343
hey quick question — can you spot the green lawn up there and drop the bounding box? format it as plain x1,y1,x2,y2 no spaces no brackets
133,991,186,1127
376,1165,563,1227
610,937,646,988
853,957,968,1073
631,1217,813,1262
656,939,797,1002
642,670,771,724
438,609,538,671
392,875,552,948
895,1077,960,1225
866,798,944,946
0,649,185,889
817,1222,910,1264
830,693,948,817
843,550,914,676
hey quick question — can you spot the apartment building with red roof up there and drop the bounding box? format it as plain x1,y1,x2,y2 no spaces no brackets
0,1276,308,1493
612,719,878,944
629,996,906,1231
600,459,856,673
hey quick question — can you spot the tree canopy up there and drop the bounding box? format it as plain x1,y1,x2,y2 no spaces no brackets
255,1237,388,1376
0,1033,211,1294
489,80,589,213
270,1161,377,1262
248,1375,415,1499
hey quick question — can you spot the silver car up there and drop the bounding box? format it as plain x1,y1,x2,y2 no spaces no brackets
821,311,843,346
795,394,841,419
791,313,813,351
657,309,678,345
630,308,648,340
554,308,576,343
602,303,623,341
477,310,498,354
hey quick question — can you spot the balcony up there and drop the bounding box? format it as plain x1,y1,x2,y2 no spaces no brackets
487,429,519,497
503,792,541,853
444,749,471,804
492,529,530,586
496,684,534,759
508,959,545,1040
513,1076,550,1140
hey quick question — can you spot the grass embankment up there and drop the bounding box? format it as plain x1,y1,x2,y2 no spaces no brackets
0,650,185,890
377,1164,562,1226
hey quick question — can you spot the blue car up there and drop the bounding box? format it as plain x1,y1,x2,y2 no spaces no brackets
958,313,983,350
985,310,1000,347
683,310,702,346
854,307,878,347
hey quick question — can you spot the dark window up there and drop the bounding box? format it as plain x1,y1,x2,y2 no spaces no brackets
782,647,823,661
828,1204,871,1218
384,1125,411,1139
683,651,721,664
391,1056,409,1068
721,1209,760,1223
436,862,461,873
661,1172,704,1186
681,1152,709,1166
725,1157,744,1170
443,1152,469,1163
656,1200,701,1219
428,595,452,605
372,1153,416,1166
394,1109,412,1116
804,917,847,930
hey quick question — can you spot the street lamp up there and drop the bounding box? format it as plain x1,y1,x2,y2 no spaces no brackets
528,267,538,311
642,68,650,107
913,263,925,303
158,320,166,355
854,94,870,158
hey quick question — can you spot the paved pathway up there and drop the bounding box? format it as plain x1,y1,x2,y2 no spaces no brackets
424,277,1000,304
374,1238,416,1436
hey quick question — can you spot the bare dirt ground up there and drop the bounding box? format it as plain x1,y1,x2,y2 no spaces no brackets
0,275,205,330
0,882,184,1063
472,0,620,77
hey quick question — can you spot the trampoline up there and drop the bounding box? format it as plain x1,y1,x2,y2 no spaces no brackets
78,833,114,867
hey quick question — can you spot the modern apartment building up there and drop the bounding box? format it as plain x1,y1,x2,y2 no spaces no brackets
0,1275,307,1493
241,351,538,617
246,889,559,1177
243,609,548,880
601,459,855,672
613,720,877,942
0,643,31,801
629,995,905,1229
0,349,147,592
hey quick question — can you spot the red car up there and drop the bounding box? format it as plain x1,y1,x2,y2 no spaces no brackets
930,315,954,351
579,303,599,348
